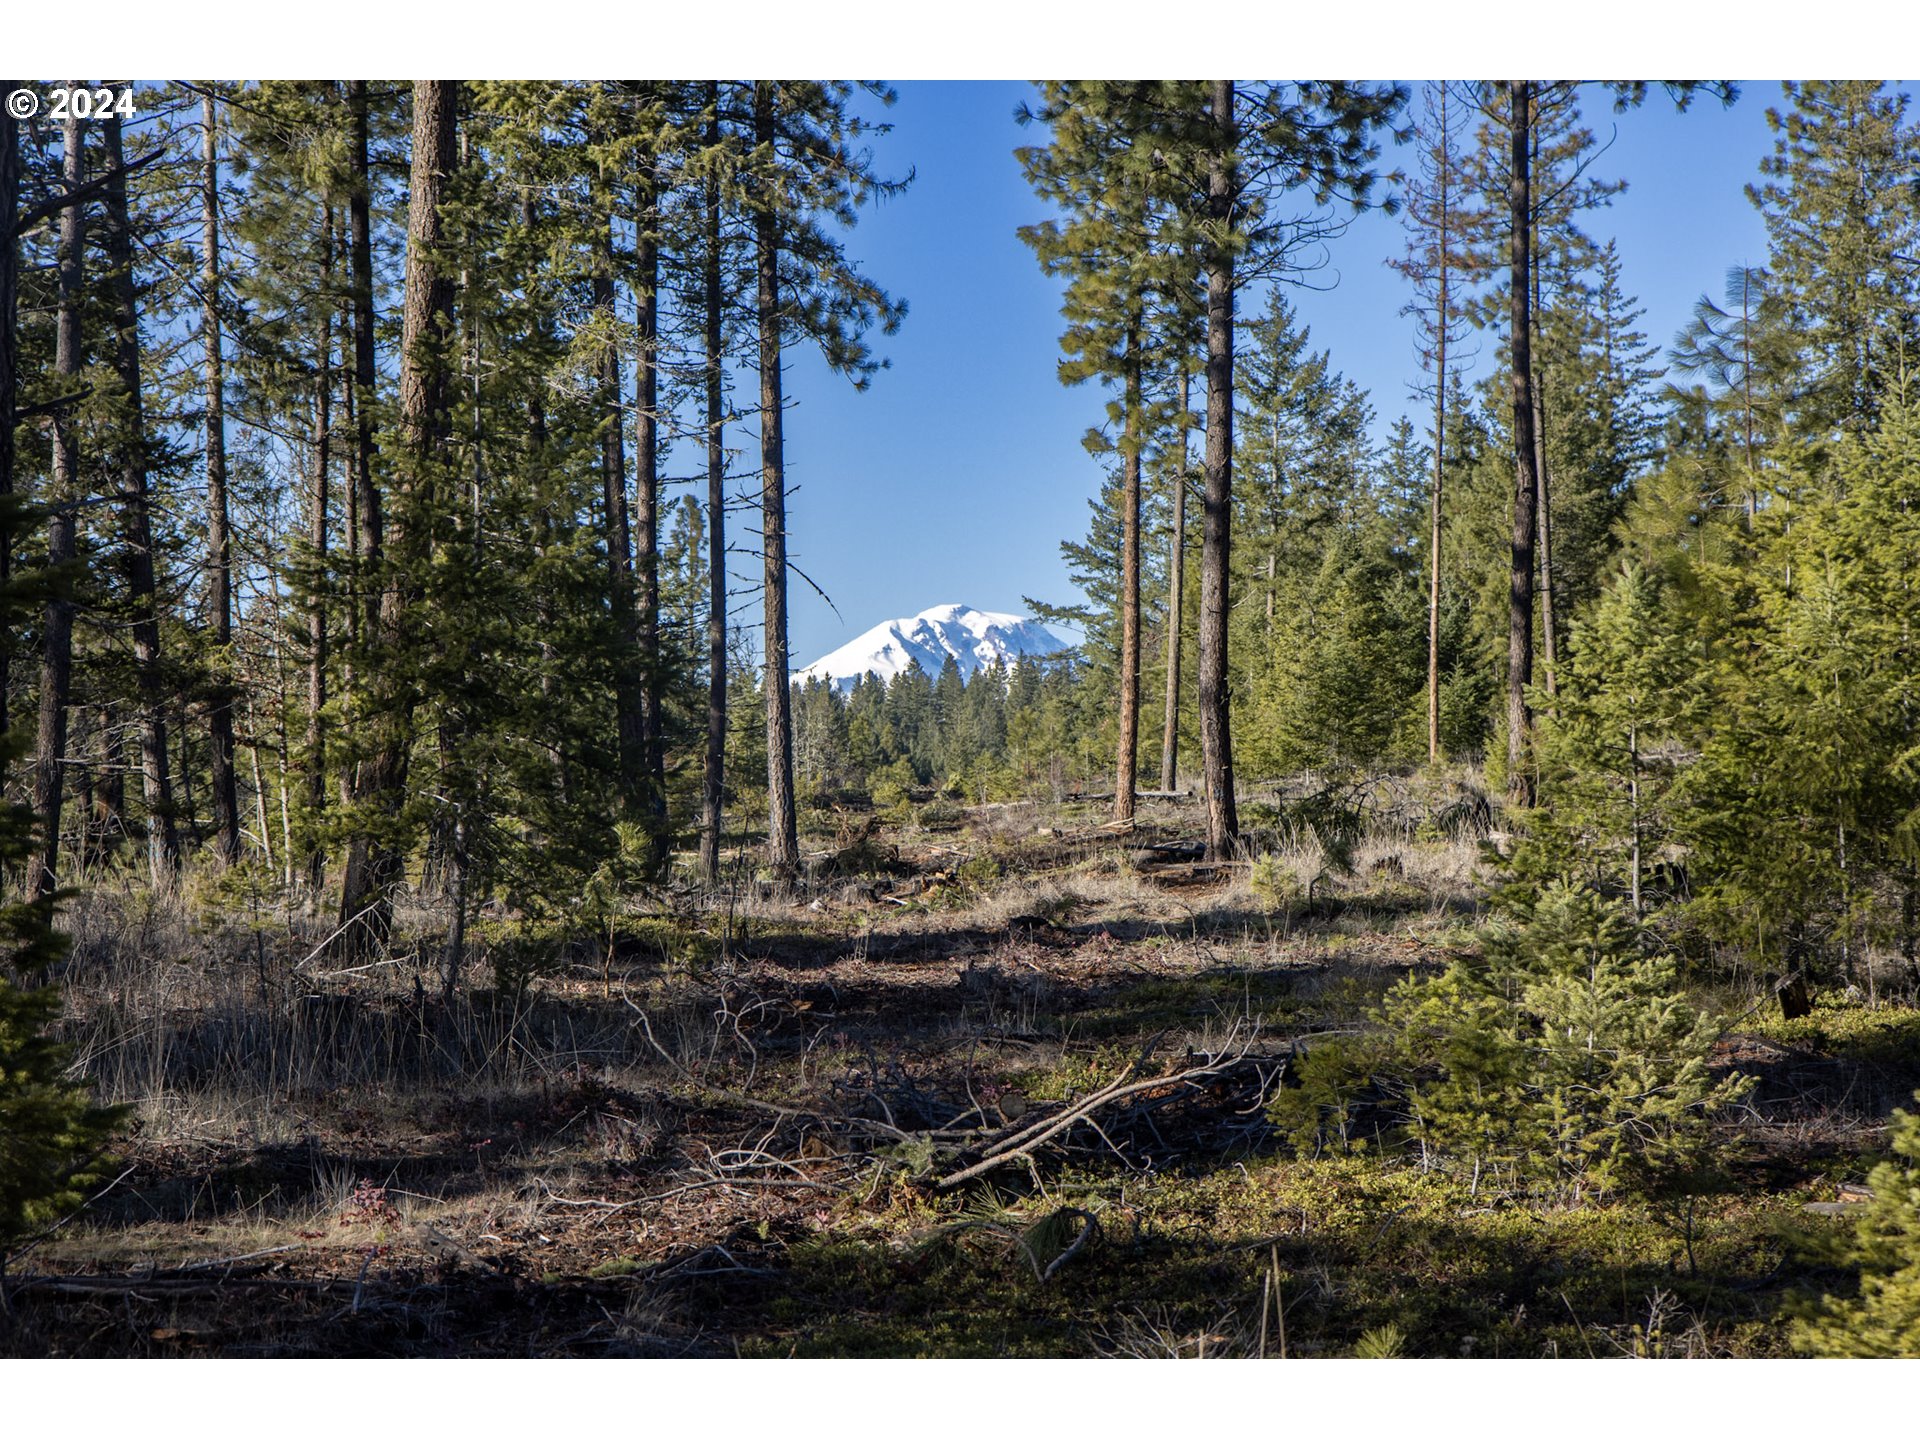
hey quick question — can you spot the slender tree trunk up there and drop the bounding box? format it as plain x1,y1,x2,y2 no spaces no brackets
1530,107,1557,710
306,207,334,900
1114,314,1142,824
1428,335,1447,766
1198,79,1240,860
634,155,666,867
175,702,197,847
756,82,799,890
1742,280,1758,524
105,111,181,886
337,78,385,910
1505,79,1539,807
441,119,484,1003
100,705,125,856
1629,720,1642,917
597,228,644,814
1159,364,1189,794
201,93,241,865
0,89,19,762
339,306,359,812
339,79,458,951
1428,94,1451,767
33,104,84,901
700,88,728,883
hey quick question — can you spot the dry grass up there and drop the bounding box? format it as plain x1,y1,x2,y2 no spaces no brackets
9,774,1879,1358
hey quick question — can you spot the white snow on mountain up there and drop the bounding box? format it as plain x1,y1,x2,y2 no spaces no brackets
793,603,1072,693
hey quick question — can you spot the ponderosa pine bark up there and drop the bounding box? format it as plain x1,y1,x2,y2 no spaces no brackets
32,104,84,902
596,221,644,816
1429,335,1447,767
1506,79,1539,807
1198,79,1240,860
1427,88,1454,767
0,88,18,755
106,109,182,887
1159,363,1189,793
634,154,666,868
306,205,334,899
339,79,458,952
202,92,241,866
1114,310,1142,824
699,84,728,884
336,78,383,902
756,81,799,889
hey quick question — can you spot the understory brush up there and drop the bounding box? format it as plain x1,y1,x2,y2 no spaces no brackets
1273,881,1751,1201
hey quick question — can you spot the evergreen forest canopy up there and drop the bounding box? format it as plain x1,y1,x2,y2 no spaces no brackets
2,78,1912,961
6,79,1920,1360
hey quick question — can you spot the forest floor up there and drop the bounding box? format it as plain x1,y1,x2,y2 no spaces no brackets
6,790,1919,1358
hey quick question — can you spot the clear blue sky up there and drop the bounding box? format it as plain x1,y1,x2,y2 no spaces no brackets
744,81,1788,668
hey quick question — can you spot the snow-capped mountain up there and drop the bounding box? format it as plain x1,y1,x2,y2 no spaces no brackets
794,603,1072,692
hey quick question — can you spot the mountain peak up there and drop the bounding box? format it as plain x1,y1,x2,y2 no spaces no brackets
795,604,1071,692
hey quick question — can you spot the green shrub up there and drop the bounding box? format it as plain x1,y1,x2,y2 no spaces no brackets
1249,854,1303,912
920,799,968,828
872,758,918,819
956,854,1002,895
1279,882,1748,1200
0,744,122,1253
1794,1094,1920,1356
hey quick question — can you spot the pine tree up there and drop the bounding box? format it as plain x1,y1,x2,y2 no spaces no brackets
1669,265,1796,518
103,108,181,889
1018,82,1190,823
1389,82,1479,764
1530,560,1695,913
1052,81,1403,855
1794,1092,1920,1357
198,90,241,867
743,81,906,887
336,80,460,954
0,93,120,1261
31,101,84,901
1383,882,1746,1199
1749,81,1920,443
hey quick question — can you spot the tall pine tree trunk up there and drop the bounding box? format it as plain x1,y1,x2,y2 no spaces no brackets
1529,102,1557,711
756,82,799,890
441,119,485,1003
202,93,241,865
1159,364,1189,794
33,105,84,902
1429,357,1446,767
0,88,19,760
1198,79,1240,861
1505,79,1539,808
1428,91,1452,767
337,78,385,920
305,206,333,900
596,226,644,814
700,89,728,884
339,80,458,952
634,155,666,867
106,110,181,887
1114,314,1142,824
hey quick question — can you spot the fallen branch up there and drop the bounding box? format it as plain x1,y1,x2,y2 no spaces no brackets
935,1038,1277,1190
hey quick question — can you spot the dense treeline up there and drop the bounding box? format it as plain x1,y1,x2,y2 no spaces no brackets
0,80,907,963
1025,80,1920,1015
2,78,1917,987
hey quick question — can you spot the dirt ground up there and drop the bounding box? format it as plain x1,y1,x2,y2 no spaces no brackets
4,803,1910,1357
